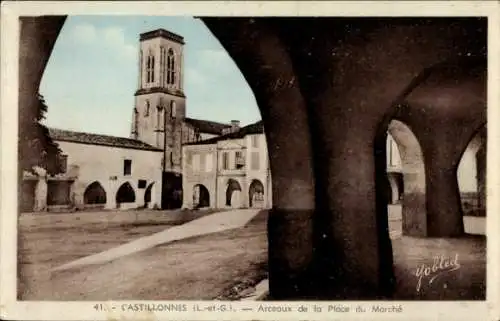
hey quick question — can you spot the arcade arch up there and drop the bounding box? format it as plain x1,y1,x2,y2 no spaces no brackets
20,15,487,301
116,182,136,206
377,119,427,236
225,178,242,207
193,184,210,208
249,179,265,208
83,181,107,206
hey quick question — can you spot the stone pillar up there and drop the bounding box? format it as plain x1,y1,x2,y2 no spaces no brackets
425,160,464,236
33,177,47,212
136,187,146,208
412,119,485,237
18,17,66,213
201,19,316,299
401,170,427,236
153,180,162,209
105,182,117,210
404,60,486,237
69,181,78,209
308,126,394,298
389,120,427,236
388,175,399,205
265,171,271,209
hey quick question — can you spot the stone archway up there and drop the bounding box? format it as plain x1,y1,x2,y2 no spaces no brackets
476,131,486,212
193,184,210,208
457,125,486,217
386,120,426,236
83,181,107,206
20,15,487,300
249,179,265,208
225,178,242,207
387,173,401,205
115,182,136,208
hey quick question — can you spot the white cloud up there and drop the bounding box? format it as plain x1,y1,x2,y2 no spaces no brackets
103,27,137,61
72,24,136,61
72,23,96,43
103,27,125,45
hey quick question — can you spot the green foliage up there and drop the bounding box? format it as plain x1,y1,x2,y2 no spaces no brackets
18,93,63,175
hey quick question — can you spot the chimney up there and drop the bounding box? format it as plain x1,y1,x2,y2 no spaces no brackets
228,120,240,134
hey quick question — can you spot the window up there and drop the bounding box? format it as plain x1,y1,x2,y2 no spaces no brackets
206,153,213,172
167,49,175,85
151,55,155,82
192,154,200,172
168,152,173,168
139,50,143,86
171,101,177,118
156,105,163,130
251,152,260,170
160,46,165,85
200,153,206,172
146,51,155,83
185,152,192,165
144,100,150,116
222,152,229,170
146,55,151,82
138,180,147,189
123,159,132,176
252,135,259,148
235,151,244,169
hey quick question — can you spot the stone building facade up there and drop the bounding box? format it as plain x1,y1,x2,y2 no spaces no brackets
182,121,273,209
20,28,235,212
20,27,485,214
183,120,485,213
131,29,234,174
130,28,234,208
21,129,164,212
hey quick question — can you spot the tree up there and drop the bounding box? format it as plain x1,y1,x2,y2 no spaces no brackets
18,92,63,175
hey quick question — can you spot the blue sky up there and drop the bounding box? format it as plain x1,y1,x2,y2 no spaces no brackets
40,16,261,137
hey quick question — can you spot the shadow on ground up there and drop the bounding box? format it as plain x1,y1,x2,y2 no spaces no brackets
18,209,485,301
19,210,268,300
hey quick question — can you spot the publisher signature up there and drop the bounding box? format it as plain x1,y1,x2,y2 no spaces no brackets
415,253,461,292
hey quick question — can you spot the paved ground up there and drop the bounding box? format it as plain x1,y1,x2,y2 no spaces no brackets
18,206,486,301
19,210,268,301
52,208,261,271
17,208,222,298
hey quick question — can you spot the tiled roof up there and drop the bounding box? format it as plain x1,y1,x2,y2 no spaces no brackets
184,117,233,135
48,128,163,152
185,120,264,146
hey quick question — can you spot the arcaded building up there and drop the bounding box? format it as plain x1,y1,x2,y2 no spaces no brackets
182,121,273,209
20,28,234,212
20,26,485,216
20,129,164,212
183,119,485,213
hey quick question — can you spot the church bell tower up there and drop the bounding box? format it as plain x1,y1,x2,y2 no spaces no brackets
131,29,186,173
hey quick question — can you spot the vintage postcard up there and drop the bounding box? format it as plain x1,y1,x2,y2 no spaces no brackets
1,1,499,320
